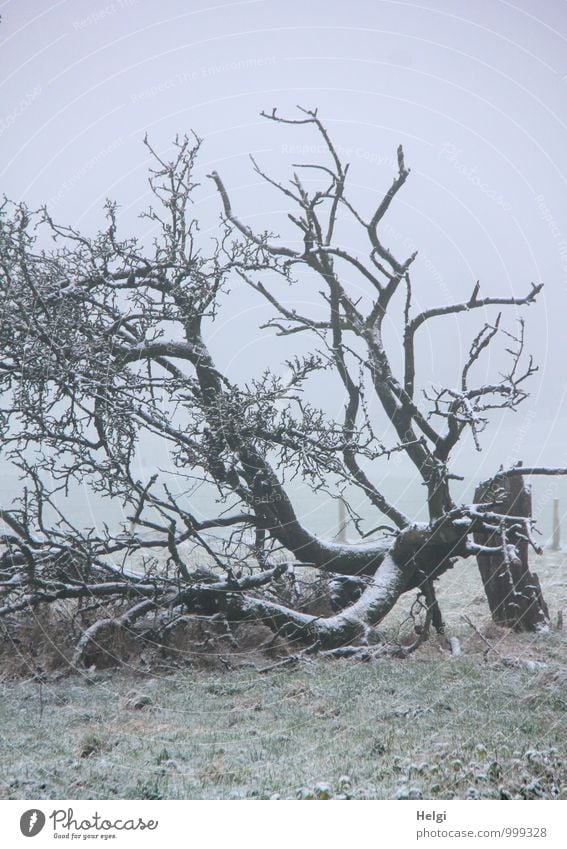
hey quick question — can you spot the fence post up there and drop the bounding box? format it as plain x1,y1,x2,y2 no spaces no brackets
336,497,347,543
552,498,560,551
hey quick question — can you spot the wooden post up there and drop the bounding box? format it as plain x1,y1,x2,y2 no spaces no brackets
336,497,347,543
552,499,560,551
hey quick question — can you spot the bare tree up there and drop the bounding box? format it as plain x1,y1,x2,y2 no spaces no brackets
0,108,564,665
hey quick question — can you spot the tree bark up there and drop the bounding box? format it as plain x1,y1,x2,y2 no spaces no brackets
473,473,549,632
216,519,465,648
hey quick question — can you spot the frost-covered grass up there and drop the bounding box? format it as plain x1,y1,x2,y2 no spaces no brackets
0,552,566,800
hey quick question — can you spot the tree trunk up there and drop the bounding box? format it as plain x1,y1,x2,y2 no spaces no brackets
217,518,466,648
473,473,549,632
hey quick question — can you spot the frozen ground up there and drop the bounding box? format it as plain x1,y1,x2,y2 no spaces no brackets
0,551,565,800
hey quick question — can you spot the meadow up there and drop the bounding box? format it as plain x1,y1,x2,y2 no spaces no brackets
0,551,565,800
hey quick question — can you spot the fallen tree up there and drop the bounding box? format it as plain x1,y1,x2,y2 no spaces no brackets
0,107,564,667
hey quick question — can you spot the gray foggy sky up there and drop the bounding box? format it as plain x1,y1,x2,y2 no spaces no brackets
2,0,567,535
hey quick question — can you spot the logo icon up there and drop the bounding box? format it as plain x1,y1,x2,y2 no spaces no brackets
20,810,46,837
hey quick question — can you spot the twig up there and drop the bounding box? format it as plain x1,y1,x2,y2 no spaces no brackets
461,614,500,658
256,642,318,673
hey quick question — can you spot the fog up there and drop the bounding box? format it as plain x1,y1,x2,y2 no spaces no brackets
2,0,567,541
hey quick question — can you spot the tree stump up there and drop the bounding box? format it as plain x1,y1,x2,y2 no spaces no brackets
473,472,549,632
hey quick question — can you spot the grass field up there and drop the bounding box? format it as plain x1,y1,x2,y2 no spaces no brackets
1,551,566,800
